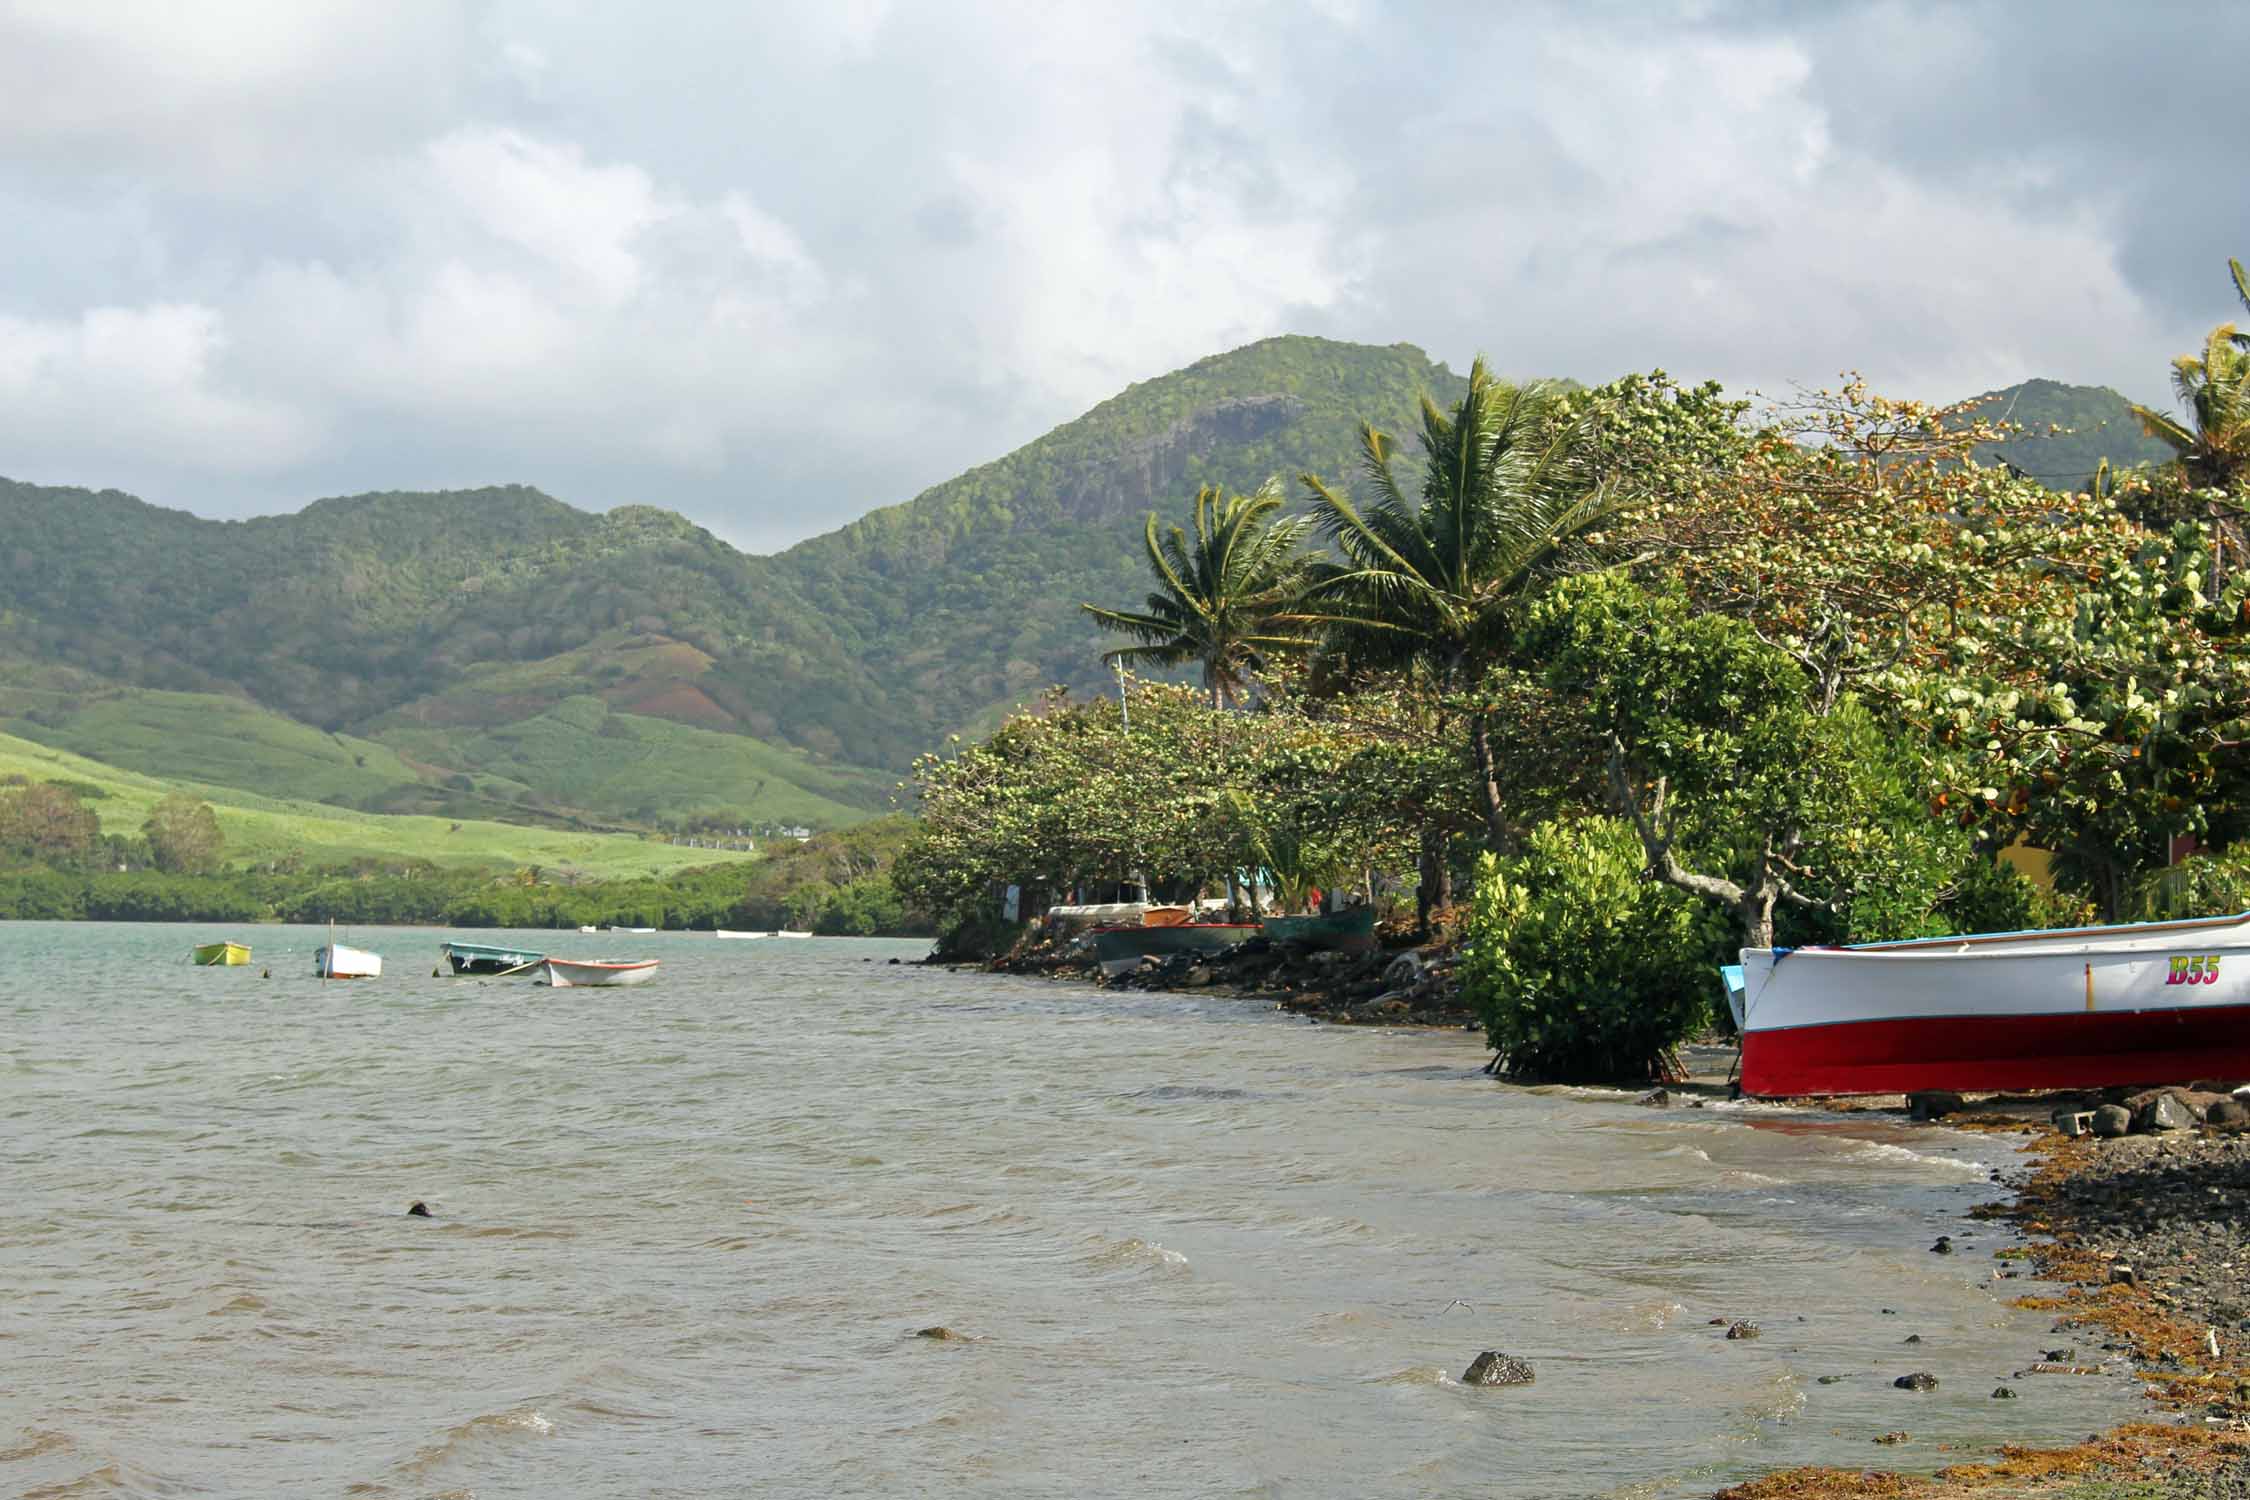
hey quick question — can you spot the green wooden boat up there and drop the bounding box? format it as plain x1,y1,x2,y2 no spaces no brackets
1089,923,1258,977
192,940,252,967
439,940,547,976
1260,906,1377,952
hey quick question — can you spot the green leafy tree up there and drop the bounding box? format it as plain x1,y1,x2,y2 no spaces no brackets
1082,480,1314,710
141,792,225,875
0,782,102,868
1460,820,1725,1082
1526,576,1969,950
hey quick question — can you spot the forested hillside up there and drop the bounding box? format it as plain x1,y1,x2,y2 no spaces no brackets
0,336,1466,815
1963,377,2174,487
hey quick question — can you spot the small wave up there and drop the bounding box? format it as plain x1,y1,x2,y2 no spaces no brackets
400,1406,554,1478
1837,1140,1991,1176
1715,1170,1789,1188
1654,1145,1713,1163
1368,1366,1456,1388
1124,1084,1261,1102
0,1428,74,1463
1078,1236,1189,1273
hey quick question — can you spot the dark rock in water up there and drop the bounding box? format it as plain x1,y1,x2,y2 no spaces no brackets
1907,1090,1966,1121
1708,1317,1729,1326
914,1326,969,1341
1880,1308,1897,1315
1461,1350,1535,1386
1992,1386,2016,1399
1725,1321,1760,1340
1816,1375,1844,1385
888,957,902,965
1874,1431,1910,1445
1894,1372,1938,1391
407,1201,431,1218
1903,1334,1922,1344
2044,1347,2074,1362
2089,1104,2132,1138
1635,1088,1669,1107
1929,1235,1954,1254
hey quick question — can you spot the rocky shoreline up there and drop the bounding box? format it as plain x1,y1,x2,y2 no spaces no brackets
980,928,1478,1027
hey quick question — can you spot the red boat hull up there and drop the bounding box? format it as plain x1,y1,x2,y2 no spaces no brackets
1742,1002,2250,1097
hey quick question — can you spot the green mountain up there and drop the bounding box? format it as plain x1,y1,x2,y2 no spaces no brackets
0,335,1467,818
1962,378,2175,489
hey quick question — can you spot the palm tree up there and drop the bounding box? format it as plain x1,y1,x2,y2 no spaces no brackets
1082,480,1314,710
2129,322,2250,492
1297,360,1621,853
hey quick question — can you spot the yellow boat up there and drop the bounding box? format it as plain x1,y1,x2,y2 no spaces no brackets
192,941,252,967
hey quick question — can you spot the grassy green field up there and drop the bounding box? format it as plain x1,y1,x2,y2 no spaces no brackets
0,731,752,879
8,688,429,807
377,694,891,827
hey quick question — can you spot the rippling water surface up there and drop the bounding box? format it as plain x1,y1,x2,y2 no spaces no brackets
4,921,2143,1497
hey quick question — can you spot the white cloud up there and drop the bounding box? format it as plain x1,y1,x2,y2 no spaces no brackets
0,0,2241,546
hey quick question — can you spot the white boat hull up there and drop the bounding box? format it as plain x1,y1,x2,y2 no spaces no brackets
1738,911,2250,1096
537,958,661,987
315,944,382,979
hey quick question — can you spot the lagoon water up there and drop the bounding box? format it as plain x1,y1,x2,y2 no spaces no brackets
3,921,2143,1498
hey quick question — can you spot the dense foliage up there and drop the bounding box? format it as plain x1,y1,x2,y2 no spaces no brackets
1459,822,1725,1082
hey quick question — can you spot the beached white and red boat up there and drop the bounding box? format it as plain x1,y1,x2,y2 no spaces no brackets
535,958,661,988
1733,911,2250,1097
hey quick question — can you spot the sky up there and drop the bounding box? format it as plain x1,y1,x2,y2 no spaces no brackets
1,1,2244,553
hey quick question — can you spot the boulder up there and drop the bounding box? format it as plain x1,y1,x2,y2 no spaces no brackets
1893,1372,1938,1392
1382,950,1431,989
1461,1350,1535,1386
1907,1090,1966,1121
914,1326,970,1341
2135,1093,2193,1133
1354,992,1413,1022
1874,1432,1909,1445
2089,1104,2132,1138
2207,1098,2250,1129
2108,1263,2137,1286
1992,1386,2016,1399
1176,964,1216,990
1725,1321,1760,1340
1928,1236,1953,1255
1635,1088,1670,1107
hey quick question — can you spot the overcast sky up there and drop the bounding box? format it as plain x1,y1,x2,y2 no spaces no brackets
2,1,2243,551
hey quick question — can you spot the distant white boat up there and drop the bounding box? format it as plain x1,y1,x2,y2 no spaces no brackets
577,924,598,934
609,926,657,934
714,928,759,939
536,957,661,987
315,943,382,979
770,930,814,939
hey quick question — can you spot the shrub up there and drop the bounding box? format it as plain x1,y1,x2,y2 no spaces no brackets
1460,818,1724,1083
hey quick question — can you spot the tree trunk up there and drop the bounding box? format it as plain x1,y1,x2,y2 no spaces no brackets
1467,712,1511,853
1415,827,1444,935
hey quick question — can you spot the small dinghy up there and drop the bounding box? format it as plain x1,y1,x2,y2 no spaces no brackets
535,958,661,987
192,940,252,967
438,940,545,976
315,943,382,979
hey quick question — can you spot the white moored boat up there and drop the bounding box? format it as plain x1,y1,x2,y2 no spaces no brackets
315,943,382,979
535,958,661,987
1735,910,2250,1097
